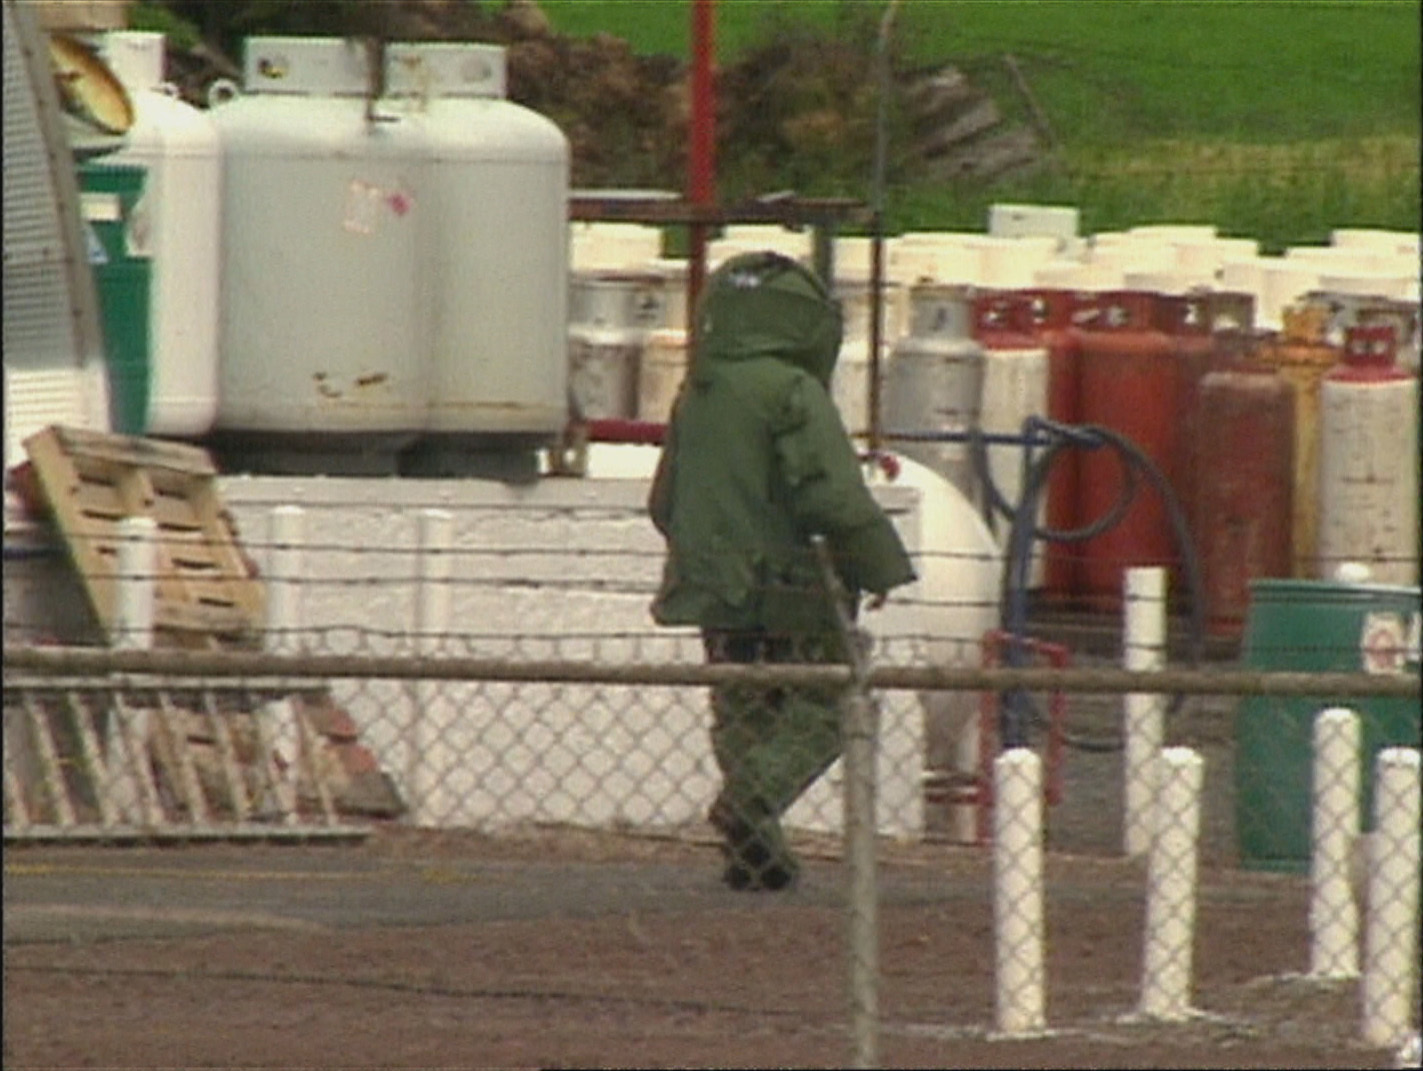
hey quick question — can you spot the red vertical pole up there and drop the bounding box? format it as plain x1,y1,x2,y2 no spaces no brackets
687,0,716,359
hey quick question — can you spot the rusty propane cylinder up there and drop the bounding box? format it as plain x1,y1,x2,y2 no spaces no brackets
1156,292,1252,567
1020,287,1084,603
1075,290,1181,611
1255,302,1341,577
1193,365,1295,637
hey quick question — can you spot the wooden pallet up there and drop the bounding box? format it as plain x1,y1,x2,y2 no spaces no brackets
2,681,391,842
22,425,265,648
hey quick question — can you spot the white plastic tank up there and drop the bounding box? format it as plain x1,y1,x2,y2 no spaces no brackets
210,38,428,446
98,30,221,437
1032,260,1124,292
988,202,1079,243
1316,325,1420,586
882,284,986,501
977,236,1059,289
388,42,569,441
570,221,663,272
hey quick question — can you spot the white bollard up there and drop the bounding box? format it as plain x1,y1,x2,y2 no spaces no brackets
1123,567,1167,857
263,506,305,813
1311,707,1361,978
1362,748,1422,1050
265,505,305,656
114,515,158,651
407,509,454,826
993,747,1046,1036
1139,747,1204,1021
109,515,159,823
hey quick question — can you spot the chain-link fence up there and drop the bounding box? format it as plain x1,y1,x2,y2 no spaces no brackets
3,488,1420,1067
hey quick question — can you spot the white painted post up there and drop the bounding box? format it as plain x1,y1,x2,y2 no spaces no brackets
408,509,454,826
114,515,158,651
1123,566,1167,857
1139,746,1204,1021
1362,748,1421,1049
1310,707,1361,979
263,506,305,814
993,747,1045,1036
110,515,158,823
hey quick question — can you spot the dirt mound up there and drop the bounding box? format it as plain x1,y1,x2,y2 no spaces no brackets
163,0,1044,194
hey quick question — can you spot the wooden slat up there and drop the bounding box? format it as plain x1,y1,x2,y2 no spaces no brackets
64,690,117,828
296,703,340,826
49,425,217,477
250,699,298,825
3,744,32,833
153,692,211,825
109,693,165,828
202,691,250,821
21,691,74,828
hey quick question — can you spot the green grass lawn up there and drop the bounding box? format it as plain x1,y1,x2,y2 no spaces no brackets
542,0,1420,242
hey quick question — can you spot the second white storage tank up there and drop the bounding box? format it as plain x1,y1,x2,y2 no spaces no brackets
389,42,570,440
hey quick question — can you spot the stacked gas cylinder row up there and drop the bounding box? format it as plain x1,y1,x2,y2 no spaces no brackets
569,227,1418,635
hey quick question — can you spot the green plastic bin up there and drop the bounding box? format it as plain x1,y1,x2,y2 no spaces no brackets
1236,578,1421,872
79,163,151,436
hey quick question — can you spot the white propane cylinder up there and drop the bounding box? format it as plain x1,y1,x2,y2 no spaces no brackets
977,336,1050,586
210,38,428,446
639,328,689,422
391,42,569,439
99,31,221,437
1317,325,1420,586
567,270,666,420
882,284,986,502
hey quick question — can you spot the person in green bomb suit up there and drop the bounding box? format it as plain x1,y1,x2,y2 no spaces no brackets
648,250,916,891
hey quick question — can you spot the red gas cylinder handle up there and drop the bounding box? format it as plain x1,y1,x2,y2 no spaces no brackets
1344,323,1397,366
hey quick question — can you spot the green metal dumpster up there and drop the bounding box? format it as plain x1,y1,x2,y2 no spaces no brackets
1236,578,1422,872
79,163,151,435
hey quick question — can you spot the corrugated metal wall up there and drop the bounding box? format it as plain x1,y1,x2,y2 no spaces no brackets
3,0,109,470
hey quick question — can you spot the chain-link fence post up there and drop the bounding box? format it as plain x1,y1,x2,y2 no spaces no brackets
813,536,878,1070
407,508,454,826
1361,746,1421,1049
263,504,306,810
1310,706,1361,979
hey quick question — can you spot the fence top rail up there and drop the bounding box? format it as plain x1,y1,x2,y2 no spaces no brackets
4,646,1419,699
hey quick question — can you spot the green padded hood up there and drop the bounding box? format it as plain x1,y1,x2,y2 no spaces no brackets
694,251,843,388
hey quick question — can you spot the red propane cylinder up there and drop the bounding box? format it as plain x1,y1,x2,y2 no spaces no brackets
1075,290,1181,611
1193,365,1295,637
1020,288,1083,603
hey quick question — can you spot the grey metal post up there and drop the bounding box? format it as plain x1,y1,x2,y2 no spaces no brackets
813,536,879,1069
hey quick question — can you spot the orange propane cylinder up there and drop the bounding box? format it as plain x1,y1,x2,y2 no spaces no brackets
1075,290,1181,611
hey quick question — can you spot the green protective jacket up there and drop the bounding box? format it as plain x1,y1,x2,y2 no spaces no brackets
648,251,916,636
